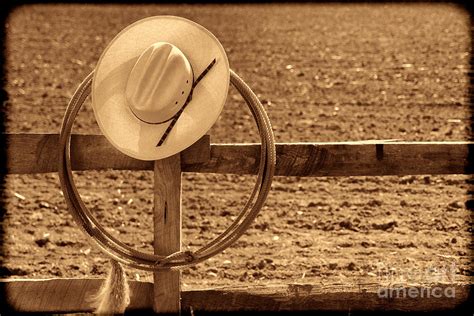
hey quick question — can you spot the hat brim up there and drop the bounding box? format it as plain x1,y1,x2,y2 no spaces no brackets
92,16,230,161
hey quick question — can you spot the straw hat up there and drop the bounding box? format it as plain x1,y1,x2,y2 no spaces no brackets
92,16,229,160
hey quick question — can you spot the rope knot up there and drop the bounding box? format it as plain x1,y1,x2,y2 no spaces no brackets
154,250,196,268
154,259,164,268
182,250,196,263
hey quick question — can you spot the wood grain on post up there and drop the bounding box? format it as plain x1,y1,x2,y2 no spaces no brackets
153,155,182,314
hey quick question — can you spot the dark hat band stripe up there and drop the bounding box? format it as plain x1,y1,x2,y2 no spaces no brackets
156,58,217,147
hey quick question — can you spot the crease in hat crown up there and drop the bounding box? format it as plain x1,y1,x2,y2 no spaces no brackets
125,42,193,124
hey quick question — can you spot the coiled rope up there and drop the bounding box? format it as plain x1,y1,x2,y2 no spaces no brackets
58,70,276,271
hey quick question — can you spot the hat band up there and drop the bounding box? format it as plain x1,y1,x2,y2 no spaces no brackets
128,59,196,126
127,58,216,147
156,58,216,147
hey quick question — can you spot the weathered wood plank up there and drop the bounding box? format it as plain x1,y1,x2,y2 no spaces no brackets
153,156,182,314
0,278,152,312
184,283,472,312
1,279,470,313
186,142,473,176
3,133,472,176
2,133,210,174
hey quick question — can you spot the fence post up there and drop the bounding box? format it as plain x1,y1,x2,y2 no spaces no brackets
153,154,182,314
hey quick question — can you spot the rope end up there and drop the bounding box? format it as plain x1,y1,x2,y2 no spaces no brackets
91,260,130,315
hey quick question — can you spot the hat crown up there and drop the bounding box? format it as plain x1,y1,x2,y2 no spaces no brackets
125,42,193,123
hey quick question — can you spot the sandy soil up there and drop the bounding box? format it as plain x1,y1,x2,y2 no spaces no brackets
1,3,472,291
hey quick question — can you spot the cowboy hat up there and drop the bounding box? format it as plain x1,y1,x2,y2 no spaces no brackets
92,16,230,160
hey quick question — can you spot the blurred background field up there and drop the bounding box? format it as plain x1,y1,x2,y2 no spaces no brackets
1,3,472,289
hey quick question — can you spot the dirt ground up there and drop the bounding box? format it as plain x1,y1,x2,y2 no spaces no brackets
1,3,472,293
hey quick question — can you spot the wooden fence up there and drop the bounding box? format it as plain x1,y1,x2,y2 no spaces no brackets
1,133,472,314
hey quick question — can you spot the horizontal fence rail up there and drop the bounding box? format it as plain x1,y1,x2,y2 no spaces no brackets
2,134,472,313
0,279,470,313
2,133,473,176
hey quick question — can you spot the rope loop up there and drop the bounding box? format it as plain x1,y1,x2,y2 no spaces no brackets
58,69,276,270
